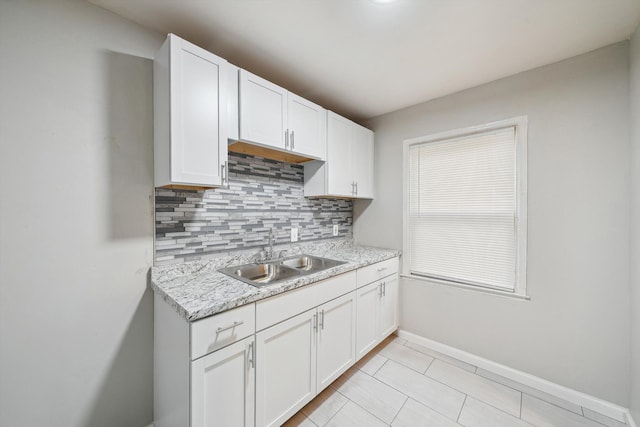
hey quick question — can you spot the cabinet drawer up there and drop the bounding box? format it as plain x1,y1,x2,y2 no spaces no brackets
256,271,356,332
191,303,255,360
356,257,398,288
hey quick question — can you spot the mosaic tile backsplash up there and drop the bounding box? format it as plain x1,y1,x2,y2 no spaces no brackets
155,153,353,264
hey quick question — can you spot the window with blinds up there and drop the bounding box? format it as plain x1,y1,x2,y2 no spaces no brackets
404,118,527,295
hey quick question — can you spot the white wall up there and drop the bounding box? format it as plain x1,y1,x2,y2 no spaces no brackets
356,43,631,405
0,1,162,426
630,24,640,423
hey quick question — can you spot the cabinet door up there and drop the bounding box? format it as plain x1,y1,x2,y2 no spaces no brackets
256,309,317,427
288,93,326,160
355,281,381,361
378,275,399,339
191,336,255,427
239,70,288,150
170,35,228,186
326,111,353,197
317,292,356,391
351,124,374,199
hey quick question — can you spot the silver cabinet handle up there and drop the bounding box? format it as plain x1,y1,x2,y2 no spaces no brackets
220,160,229,185
351,182,356,196
319,309,325,330
313,313,318,331
291,130,295,150
216,320,244,334
378,284,383,298
355,182,358,196
285,129,289,149
377,267,388,273
382,281,386,297
248,341,255,368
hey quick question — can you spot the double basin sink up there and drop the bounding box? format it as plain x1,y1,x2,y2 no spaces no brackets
219,254,345,287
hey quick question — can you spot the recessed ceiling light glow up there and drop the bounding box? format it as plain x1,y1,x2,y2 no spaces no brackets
369,0,398,4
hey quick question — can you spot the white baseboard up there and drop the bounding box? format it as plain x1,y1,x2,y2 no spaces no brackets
397,329,629,424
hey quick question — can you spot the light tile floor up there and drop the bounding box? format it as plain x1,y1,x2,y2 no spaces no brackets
283,335,628,427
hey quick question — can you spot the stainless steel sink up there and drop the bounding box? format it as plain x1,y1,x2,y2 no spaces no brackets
281,255,345,272
229,263,300,284
218,254,345,287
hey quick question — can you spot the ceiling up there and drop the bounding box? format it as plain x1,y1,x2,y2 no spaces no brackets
89,0,640,122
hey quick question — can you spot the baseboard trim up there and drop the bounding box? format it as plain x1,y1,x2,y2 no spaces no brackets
397,329,629,423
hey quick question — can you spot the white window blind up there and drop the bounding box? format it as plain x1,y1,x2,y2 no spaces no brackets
407,126,519,292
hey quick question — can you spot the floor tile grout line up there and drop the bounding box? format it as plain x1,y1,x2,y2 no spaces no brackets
345,393,398,426
456,394,468,423
396,339,608,423
369,356,390,377
437,355,590,419
519,390,523,419
379,339,439,372
389,396,409,426
423,354,435,374
402,341,478,373
521,392,613,424
324,339,622,427
419,371,524,421
580,408,627,427
323,387,356,426
407,339,611,423
318,393,348,427
368,363,463,422
519,393,610,427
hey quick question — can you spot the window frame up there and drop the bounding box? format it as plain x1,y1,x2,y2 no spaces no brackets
402,116,528,298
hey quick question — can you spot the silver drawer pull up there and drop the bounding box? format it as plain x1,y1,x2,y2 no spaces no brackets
377,267,388,273
216,320,244,334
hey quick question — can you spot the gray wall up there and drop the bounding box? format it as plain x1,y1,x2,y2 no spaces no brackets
356,43,631,405
630,24,640,423
0,1,161,426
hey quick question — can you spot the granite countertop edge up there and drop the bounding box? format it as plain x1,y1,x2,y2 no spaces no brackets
150,243,401,322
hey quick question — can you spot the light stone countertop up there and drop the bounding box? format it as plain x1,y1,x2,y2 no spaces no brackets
151,239,401,321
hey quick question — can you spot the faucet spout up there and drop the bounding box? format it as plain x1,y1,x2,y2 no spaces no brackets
267,228,274,260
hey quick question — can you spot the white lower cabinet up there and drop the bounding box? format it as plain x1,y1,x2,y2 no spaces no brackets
355,264,399,361
355,281,381,360
256,309,317,427
378,275,399,339
316,292,357,391
154,257,398,427
191,335,255,427
255,293,357,427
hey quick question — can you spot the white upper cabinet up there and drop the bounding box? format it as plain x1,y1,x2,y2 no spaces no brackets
326,112,353,196
239,70,326,161
154,34,234,188
304,111,374,199
287,93,327,160
239,70,288,149
351,124,374,198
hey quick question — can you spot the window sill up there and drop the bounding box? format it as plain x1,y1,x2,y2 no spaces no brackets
400,273,530,301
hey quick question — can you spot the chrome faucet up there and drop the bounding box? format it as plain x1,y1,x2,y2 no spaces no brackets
266,228,274,260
